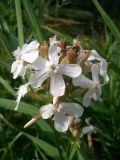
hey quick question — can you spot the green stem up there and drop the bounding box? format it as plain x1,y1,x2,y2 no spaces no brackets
53,124,64,160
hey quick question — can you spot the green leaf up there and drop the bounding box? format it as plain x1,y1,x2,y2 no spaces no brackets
15,0,24,47
23,132,60,159
0,77,16,97
92,0,120,41
0,98,53,133
23,0,43,42
77,149,85,160
69,146,76,160
0,31,13,60
0,98,37,115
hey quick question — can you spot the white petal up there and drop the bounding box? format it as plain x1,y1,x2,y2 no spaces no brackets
21,50,39,63
15,93,22,111
11,61,19,73
59,103,84,118
30,56,48,70
40,104,54,119
100,60,109,84
13,47,21,57
77,49,85,60
103,73,109,84
93,87,101,101
88,50,103,61
49,36,58,46
21,41,39,63
48,45,61,64
100,60,106,75
74,118,81,124
22,40,39,54
19,65,26,77
72,74,94,88
83,89,93,107
59,64,82,78
50,73,65,96
82,126,95,134
91,64,100,82
21,44,28,51
15,84,28,110
29,71,48,88
13,62,23,79
54,111,69,132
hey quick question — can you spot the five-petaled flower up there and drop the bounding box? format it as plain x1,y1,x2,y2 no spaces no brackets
40,102,84,132
73,64,102,107
11,40,39,79
30,44,82,96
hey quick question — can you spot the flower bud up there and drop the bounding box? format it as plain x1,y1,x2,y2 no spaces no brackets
69,117,80,138
59,39,67,53
24,114,41,128
72,39,80,54
77,50,90,65
73,39,80,47
66,48,77,64
39,41,48,58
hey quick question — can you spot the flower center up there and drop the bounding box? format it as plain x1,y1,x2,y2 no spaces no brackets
49,64,59,74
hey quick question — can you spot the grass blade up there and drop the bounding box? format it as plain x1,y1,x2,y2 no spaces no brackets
0,77,16,97
15,0,24,47
77,149,85,160
23,132,60,159
92,0,120,41
0,98,37,115
23,0,43,42
0,98,53,133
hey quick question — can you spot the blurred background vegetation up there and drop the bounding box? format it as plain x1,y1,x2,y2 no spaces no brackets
0,0,120,159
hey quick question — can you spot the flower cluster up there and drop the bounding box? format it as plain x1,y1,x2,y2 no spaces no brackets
11,36,109,133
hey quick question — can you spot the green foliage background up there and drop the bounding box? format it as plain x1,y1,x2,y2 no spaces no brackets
0,0,120,159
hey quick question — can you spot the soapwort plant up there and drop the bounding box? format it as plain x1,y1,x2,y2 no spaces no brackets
11,36,109,135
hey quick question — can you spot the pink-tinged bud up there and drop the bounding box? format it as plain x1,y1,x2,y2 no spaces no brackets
39,41,48,58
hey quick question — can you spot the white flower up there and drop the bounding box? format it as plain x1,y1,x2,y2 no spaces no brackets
77,49,109,84
82,125,95,134
81,118,96,137
15,83,28,110
40,102,84,132
73,66,101,107
30,45,81,96
11,40,39,79
99,60,109,84
91,62,109,84
88,50,104,61
88,50,109,84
